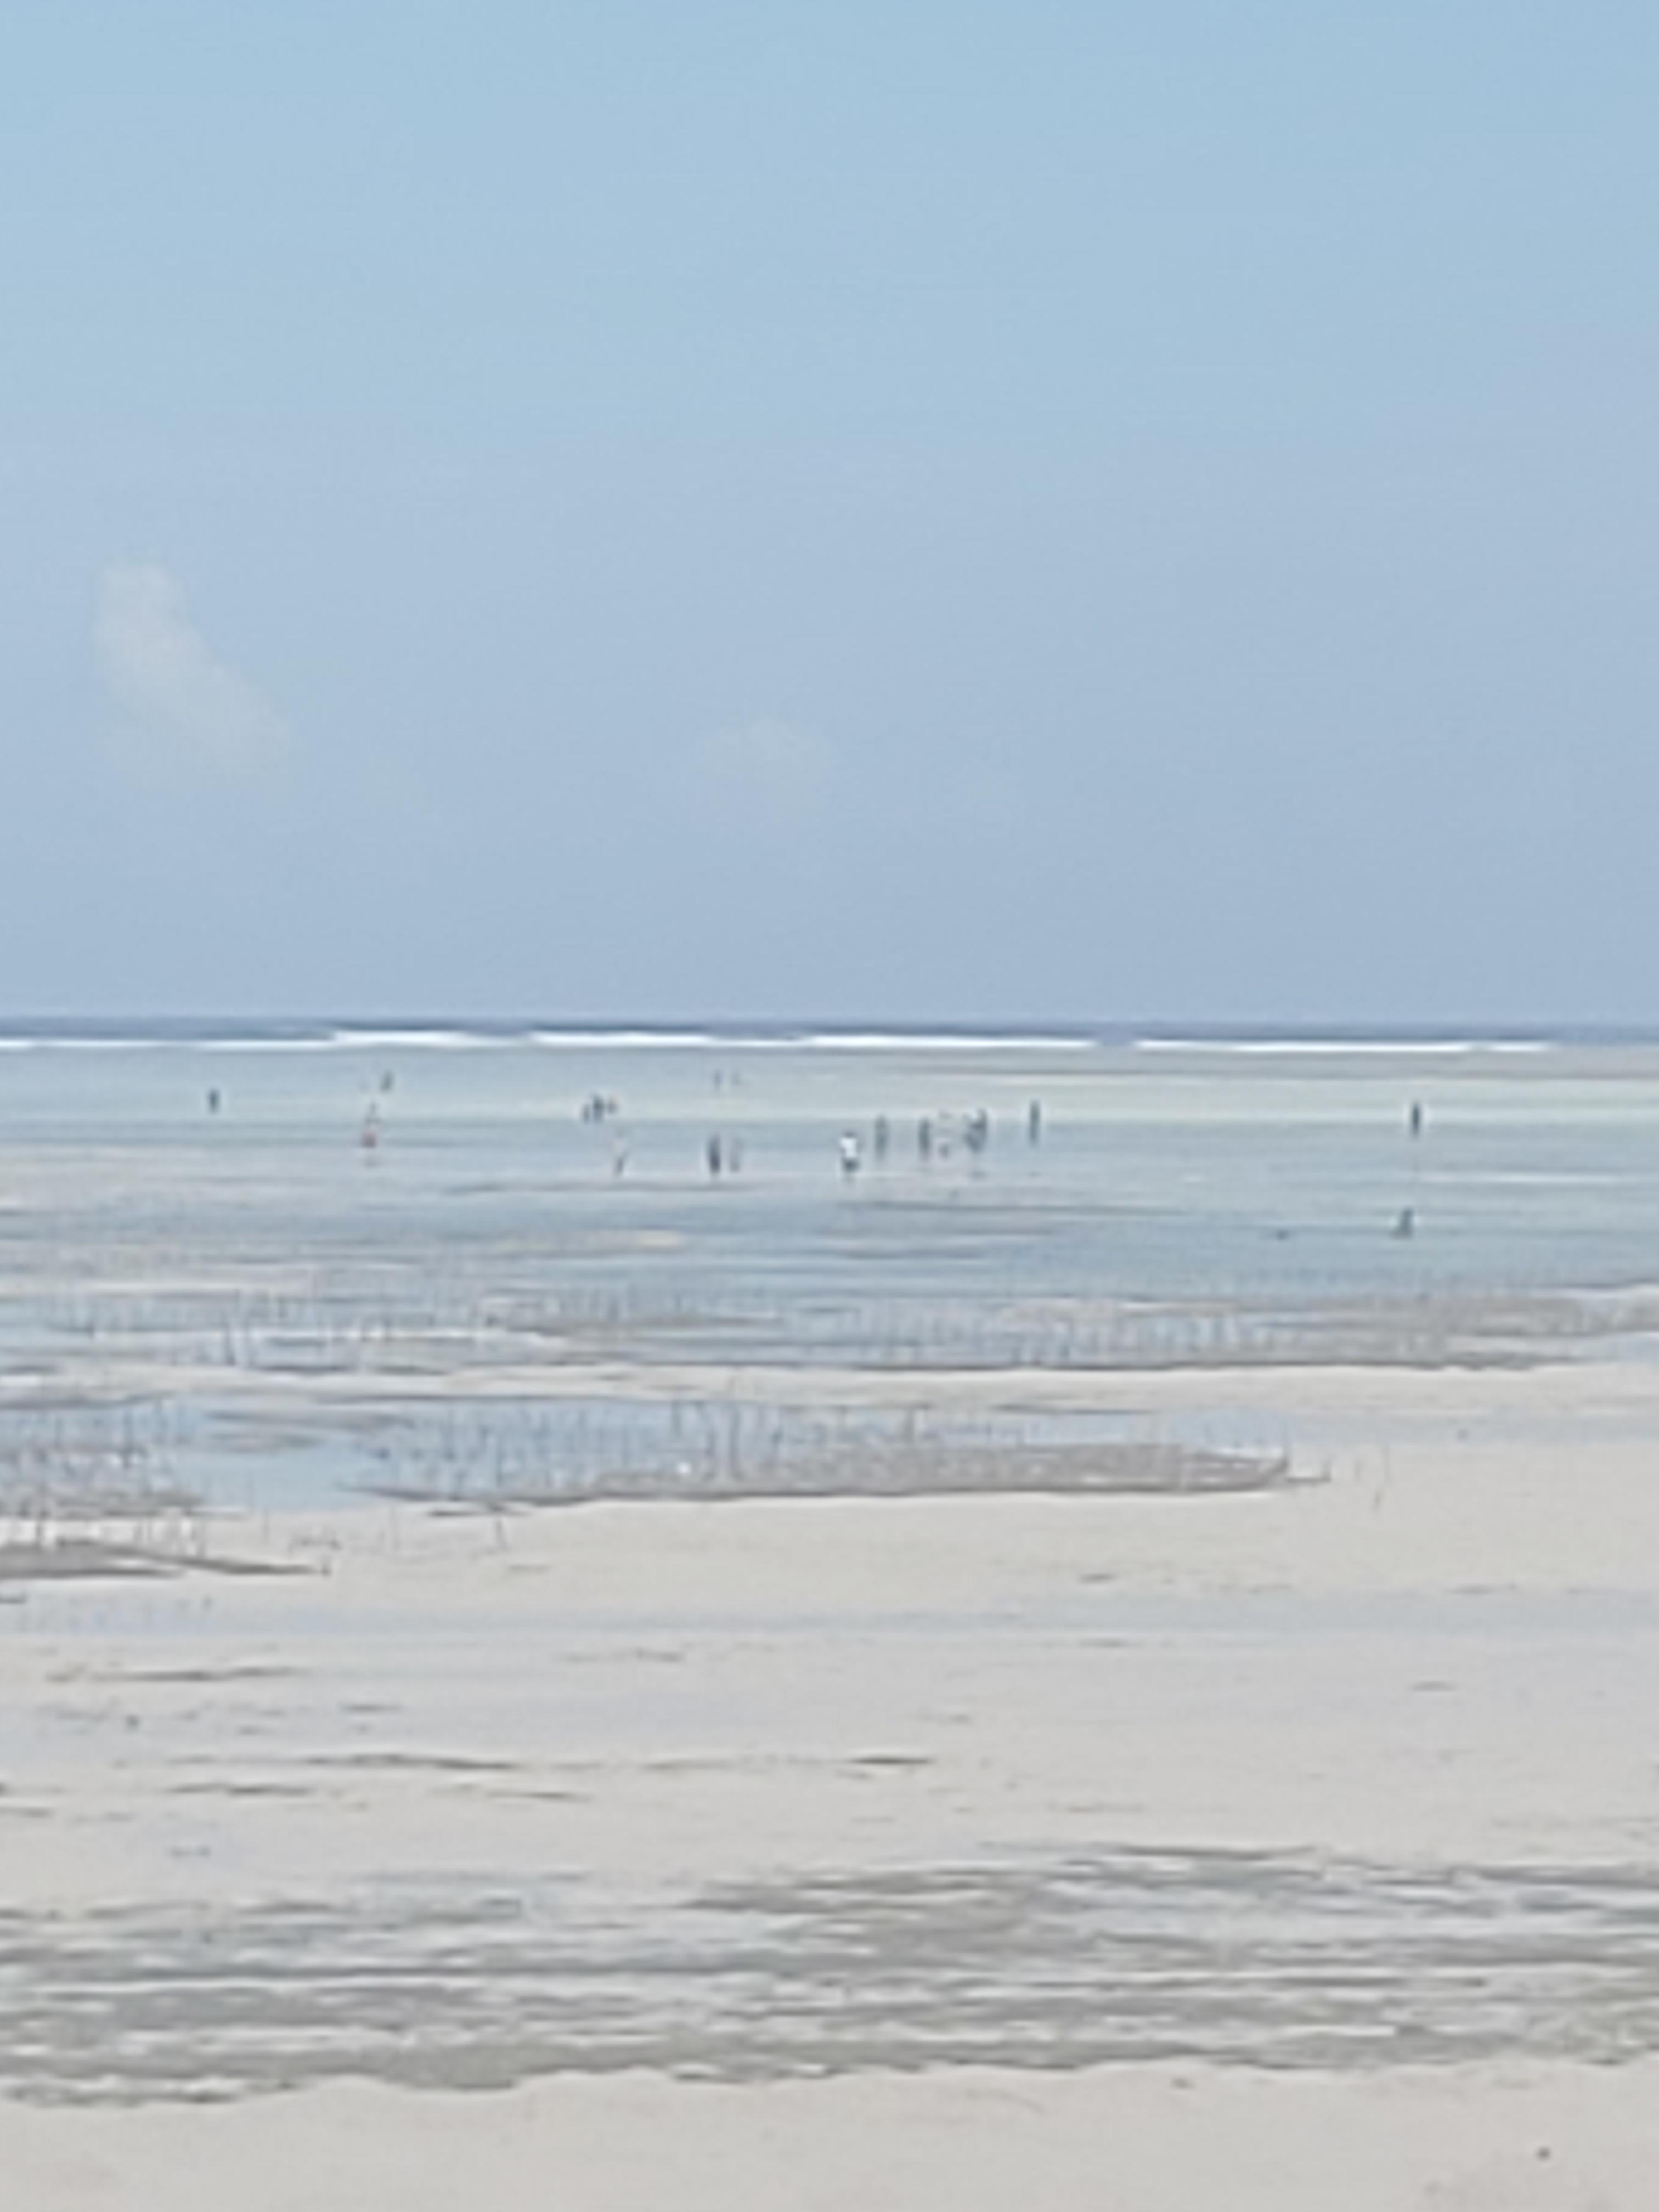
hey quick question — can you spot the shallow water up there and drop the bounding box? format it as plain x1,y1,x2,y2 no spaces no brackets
5,1029,1659,1510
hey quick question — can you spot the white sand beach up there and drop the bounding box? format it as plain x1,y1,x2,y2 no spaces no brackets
4,2059,1659,2212
2,1355,1658,2203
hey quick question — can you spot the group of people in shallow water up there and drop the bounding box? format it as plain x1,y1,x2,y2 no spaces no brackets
217,1080,1431,1238
224,1073,1428,1235
567,1097,1053,1182
836,1101,1043,1180
718,1109,1019,1183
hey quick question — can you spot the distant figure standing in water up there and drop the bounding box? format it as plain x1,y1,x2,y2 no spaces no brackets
1392,1205,1416,1239
917,1115,934,1165
1027,1098,1042,1144
706,1132,723,1179
1408,1100,1424,1139
206,1088,221,1116
839,1130,862,1180
873,1115,890,1164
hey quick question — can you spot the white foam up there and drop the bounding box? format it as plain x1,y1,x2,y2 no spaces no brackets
528,1030,726,1050
1132,1037,1556,1058
0,1035,163,1051
325,1029,515,1051
528,1029,1098,1053
796,1032,1098,1053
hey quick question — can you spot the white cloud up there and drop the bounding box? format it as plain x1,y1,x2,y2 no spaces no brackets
94,563,290,782
694,718,833,826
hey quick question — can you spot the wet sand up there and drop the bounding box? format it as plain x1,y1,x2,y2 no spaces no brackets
1,1359,1658,2202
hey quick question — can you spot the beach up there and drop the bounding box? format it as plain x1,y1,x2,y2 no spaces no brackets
2,1033,1657,2204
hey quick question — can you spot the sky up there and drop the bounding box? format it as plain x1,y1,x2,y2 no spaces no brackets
3,1,1657,1025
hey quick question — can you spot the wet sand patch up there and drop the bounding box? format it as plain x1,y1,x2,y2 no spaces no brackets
3,1847,1659,2102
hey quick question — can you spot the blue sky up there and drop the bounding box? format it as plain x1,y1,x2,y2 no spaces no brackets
4,2,1657,1020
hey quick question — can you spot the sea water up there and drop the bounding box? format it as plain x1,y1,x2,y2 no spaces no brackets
3,1026,1659,1508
